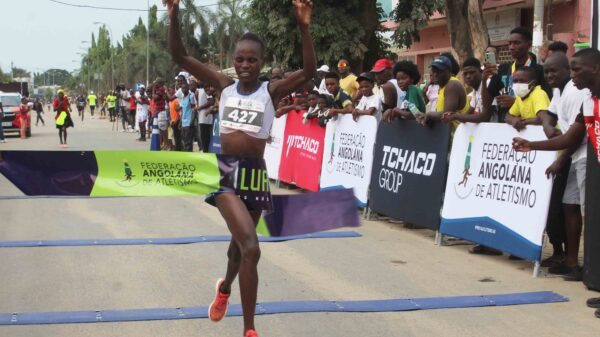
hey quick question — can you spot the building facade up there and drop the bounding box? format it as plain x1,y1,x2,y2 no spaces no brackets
378,0,592,82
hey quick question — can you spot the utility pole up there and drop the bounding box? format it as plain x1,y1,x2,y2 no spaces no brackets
532,0,545,58
146,0,150,87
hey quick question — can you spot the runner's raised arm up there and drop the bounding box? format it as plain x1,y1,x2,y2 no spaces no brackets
164,0,233,91
269,0,316,104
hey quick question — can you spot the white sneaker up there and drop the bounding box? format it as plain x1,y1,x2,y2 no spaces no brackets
0,139,6,143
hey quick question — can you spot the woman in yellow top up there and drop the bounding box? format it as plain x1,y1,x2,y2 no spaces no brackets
416,55,469,132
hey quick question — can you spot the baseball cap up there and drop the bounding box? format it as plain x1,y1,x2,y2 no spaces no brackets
357,72,375,83
430,56,452,71
371,58,393,72
317,65,330,72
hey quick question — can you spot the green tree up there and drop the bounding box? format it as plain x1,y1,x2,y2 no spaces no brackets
247,0,387,73
11,67,30,78
391,0,489,64
34,69,72,86
210,0,249,69
0,67,11,82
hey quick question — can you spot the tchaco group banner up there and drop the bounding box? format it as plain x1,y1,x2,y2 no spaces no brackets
264,114,287,180
320,114,377,207
440,123,556,261
369,119,450,230
278,110,325,192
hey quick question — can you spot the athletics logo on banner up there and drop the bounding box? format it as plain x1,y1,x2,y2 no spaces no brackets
264,114,287,180
369,119,450,230
320,114,377,207
278,110,325,192
440,123,555,261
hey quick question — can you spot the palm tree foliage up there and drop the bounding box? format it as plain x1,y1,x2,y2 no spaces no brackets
70,0,248,92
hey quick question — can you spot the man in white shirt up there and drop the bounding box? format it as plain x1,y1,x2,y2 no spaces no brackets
196,83,215,152
538,52,589,279
316,65,329,95
135,86,149,141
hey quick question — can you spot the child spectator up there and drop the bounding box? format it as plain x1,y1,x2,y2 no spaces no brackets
505,66,549,130
353,72,382,122
324,72,354,117
383,61,426,122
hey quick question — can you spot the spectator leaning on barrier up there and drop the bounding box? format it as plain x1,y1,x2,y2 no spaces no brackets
371,58,398,110
324,71,354,117
537,52,589,278
275,88,309,118
488,27,552,122
370,58,393,100
416,55,469,131
383,61,426,122
504,66,549,130
512,47,600,320
337,58,359,99
353,72,382,122
444,57,495,125
316,93,332,127
303,90,319,123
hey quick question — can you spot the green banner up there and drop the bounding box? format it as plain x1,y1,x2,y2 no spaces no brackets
91,151,221,197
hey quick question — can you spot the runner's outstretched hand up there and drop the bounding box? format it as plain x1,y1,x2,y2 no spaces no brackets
162,0,180,17
293,0,313,27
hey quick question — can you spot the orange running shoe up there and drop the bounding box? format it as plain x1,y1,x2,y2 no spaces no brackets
208,278,230,322
244,329,259,337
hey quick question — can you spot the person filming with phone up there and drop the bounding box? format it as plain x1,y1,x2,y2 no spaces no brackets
486,27,552,122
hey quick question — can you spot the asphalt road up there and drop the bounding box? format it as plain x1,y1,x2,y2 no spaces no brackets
0,113,598,337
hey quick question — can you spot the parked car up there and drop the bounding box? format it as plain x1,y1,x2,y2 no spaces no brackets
0,92,31,137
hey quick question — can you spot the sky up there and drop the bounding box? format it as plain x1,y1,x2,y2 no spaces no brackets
0,0,220,75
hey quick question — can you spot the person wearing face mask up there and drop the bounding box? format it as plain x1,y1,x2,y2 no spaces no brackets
505,66,549,130
486,27,552,124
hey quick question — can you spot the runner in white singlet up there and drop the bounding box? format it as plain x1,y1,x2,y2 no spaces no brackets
165,1,316,336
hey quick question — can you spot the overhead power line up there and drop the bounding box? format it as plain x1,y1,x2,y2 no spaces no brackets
48,0,232,12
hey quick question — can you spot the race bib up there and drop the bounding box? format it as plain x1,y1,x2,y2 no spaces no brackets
221,97,264,133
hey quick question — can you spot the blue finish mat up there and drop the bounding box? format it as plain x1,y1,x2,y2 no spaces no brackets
0,231,362,248
0,291,567,325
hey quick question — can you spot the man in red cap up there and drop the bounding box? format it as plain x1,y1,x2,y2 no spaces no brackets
371,58,405,115
371,58,392,98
